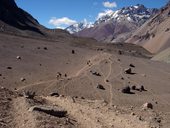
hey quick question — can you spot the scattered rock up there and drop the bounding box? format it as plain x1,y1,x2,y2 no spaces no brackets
0,74,2,76
136,85,146,92
121,77,124,80
50,92,59,97
92,71,101,76
106,79,109,82
131,85,136,90
72,50,75,54
129,64,135,68
28,105,67,117
7,66,12,69
121,86,131,94
87,60,91,66
118,50,123,55
124,68,132,74
97,84,105,90
165,28,170,32
117,59,121,61
140,85,145,91
20,77,26,82
81,97,85,99
138,116,142,121
16,56,21,60
131,112,135,116
56,72,62,79
44,47,48,50
143,102,153,109
113,105,117,109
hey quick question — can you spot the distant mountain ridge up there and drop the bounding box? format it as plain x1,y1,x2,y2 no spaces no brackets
66,4,158,42
65,19,93,34
95,4,157,25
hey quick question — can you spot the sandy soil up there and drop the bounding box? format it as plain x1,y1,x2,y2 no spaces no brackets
0,33,170,128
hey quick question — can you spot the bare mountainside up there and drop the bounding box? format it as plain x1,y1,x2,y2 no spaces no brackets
127,2,170,54
152,47,170,63
0,0,73,40
74,4,158,42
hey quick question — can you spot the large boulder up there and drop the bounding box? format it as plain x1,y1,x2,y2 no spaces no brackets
121,86,131,94
97,84,105,90
142,103,153,109
29,105,67,117
124,68,132,74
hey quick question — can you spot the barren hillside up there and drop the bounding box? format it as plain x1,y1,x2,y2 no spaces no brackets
127,2,170,54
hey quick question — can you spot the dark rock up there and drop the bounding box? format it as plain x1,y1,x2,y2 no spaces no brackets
7,67,12,69
118,50,123,55
92,71,101,76
140,85,145,91
143,103,153,109
129,64,135,68
136,85,146,91
165,28,170,32
121,86,131,94
20,77,26,82
121,77,124,80
44,47,48,50
97,84,105,90
81,97,85,99
124,68,132,74
72,50,75,54
106,80,109,82
29,105,67,117
131,85,136,90
50,92,59,97
16,56,21,60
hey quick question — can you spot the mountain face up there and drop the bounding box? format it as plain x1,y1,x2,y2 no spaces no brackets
65,20,94,34
95,4,157,25
0,0,44,35
0,0,72,39
68,4,158,42
127,2,170,53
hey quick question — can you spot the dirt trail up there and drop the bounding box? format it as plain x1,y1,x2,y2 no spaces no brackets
12,97,37,128
17,52,107,91
45,96,150,128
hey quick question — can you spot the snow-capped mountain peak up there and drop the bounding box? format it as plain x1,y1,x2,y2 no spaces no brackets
95,4,158,25
65,19,94,34
66,4,158,34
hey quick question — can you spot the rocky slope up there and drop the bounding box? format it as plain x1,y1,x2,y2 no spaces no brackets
70,4,158,42
127,2,170,53
0,0,43,35
0,0,73,40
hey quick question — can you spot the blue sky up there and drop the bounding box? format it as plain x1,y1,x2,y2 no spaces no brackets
16,0,168,29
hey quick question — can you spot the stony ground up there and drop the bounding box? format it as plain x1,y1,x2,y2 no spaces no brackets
0,33,170,128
